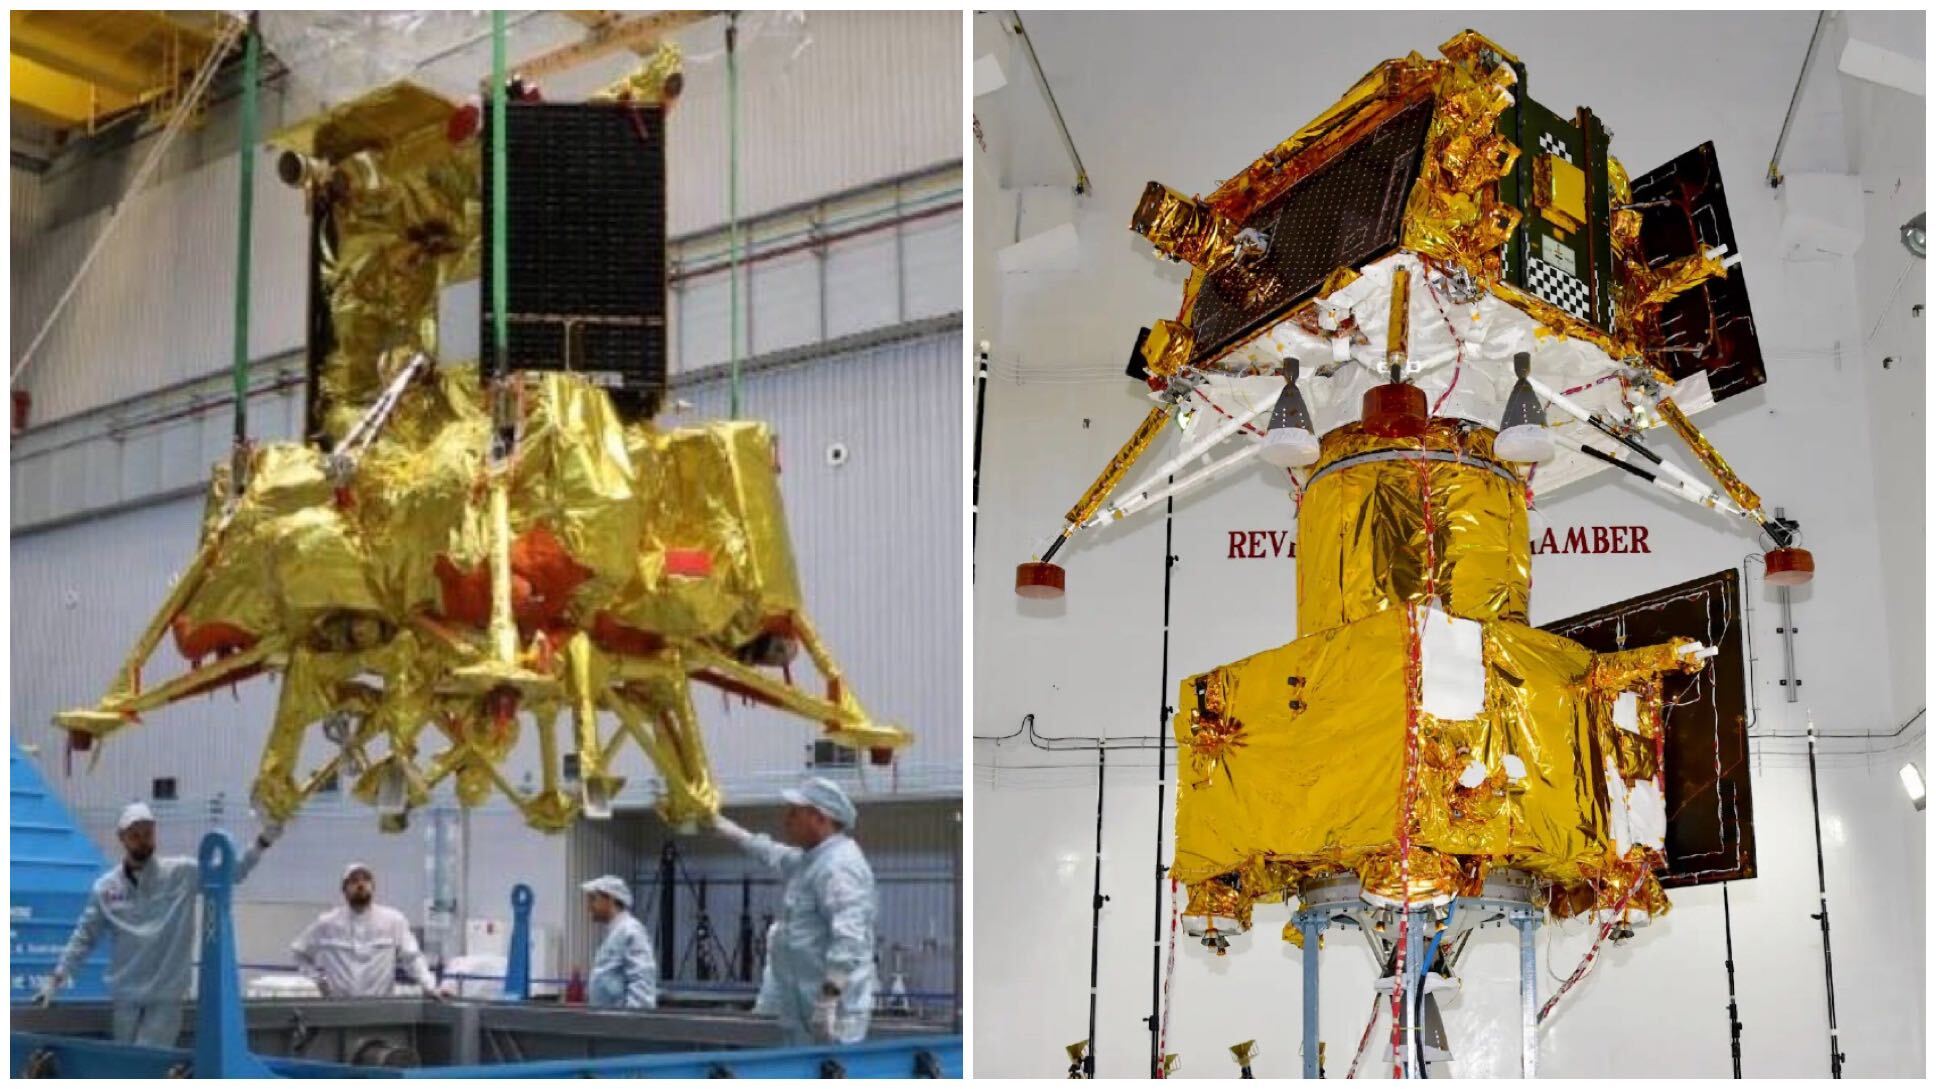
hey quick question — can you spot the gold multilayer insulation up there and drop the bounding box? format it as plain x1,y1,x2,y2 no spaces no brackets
1114,30,1752,934
55,49,911,833
1132,29,1733,376
1173,425,1697,928
1295,423,1528,637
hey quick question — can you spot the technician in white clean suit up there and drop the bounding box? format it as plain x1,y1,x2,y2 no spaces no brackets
710,777,877,1045
40,802,281,1047
291,862,441,998
582,875,658,1009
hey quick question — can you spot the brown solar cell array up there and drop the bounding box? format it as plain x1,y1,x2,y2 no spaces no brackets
1186,97,1439,366
1544,568,1757,887
1630,141,1768,402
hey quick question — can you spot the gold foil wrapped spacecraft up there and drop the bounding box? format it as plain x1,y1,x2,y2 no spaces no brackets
58,74,910,834
1139,29,1760,371
1173,426,1702,928
1296,422,1529,638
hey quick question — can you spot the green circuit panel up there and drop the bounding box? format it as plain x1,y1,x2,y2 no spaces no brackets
1496,78,1614,331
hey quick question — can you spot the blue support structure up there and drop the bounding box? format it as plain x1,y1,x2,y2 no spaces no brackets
194,831,272,1078
12,834,963,1078
1299,914,1322,1078
1512,909,1540,1078
405,1037,963,1079
504,883,534,1002
9,743,110,1002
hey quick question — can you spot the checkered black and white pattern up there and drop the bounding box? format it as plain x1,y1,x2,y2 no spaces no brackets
1526,257,1591,320
1538,130,1573,163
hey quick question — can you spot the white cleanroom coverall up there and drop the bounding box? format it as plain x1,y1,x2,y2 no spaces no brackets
291,904,438,998
719,820,878,1045
53,842,268,1048
587,910,659,1009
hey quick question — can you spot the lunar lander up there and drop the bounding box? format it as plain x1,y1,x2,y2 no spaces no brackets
1013,31,1804,1077
54,45,910,834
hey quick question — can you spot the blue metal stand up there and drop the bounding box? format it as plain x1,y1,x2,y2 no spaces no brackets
194,831,273,1077
504,883,534,1002
1511,908,1540,1077
1299,916,1321,1078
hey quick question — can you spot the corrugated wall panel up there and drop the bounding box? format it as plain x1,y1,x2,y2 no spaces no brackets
665,11,961,236
14,146,308,424
12,166,51,236
12,496,275,808
676,330,963,799
667,204,962,379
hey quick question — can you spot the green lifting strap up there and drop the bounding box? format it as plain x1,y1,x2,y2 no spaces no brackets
727,13,742,418
230,13,259,450
491,10,510,381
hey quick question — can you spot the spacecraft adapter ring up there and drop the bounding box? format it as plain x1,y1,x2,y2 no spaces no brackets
1303,446,1522,492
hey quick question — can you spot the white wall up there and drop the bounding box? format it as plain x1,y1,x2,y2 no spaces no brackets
972,11,1923,1078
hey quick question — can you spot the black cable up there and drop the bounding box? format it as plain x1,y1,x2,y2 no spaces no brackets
973,713,1167,750
1723,881,1743,1079
1083,747,1107,1079
972,714,1029,743
1148,486,1176,1078
972,346,989,575
1804,732,1845,1078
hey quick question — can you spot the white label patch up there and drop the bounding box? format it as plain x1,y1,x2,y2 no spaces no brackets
1628,779,1666,850
1540,234,1577,277
1613,691,1641,734
437,278,481,363
1605,758,1632,853
1419,607,1486,721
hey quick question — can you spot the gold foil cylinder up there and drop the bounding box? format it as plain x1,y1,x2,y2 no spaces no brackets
1131,182,1243,273
1295,422,1529,638
1387,266,1412,368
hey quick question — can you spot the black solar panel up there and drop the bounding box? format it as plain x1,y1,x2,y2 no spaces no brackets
1630,142,1766,402
1544,568,1756,888
482,102,669,418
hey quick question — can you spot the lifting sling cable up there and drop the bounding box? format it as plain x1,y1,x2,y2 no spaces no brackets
230,13,260,457
491,11,510,386
727,13,743,417
12,18,243,384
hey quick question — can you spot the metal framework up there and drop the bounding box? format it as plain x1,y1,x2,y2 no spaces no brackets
1288,871,1542,1079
